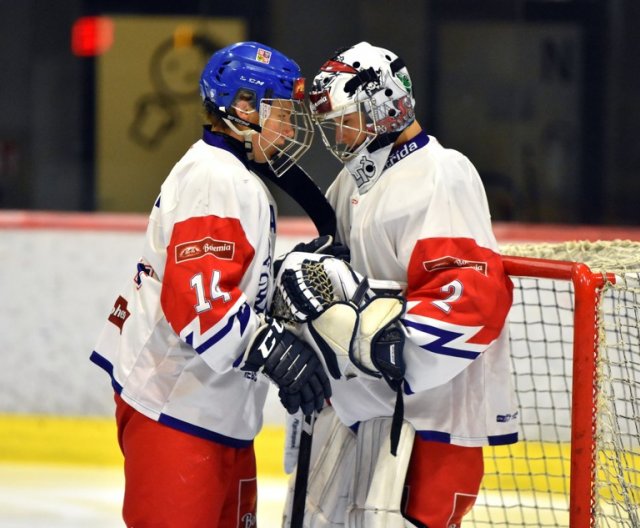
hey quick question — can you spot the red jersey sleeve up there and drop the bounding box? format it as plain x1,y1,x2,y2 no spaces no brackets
399,237,513,392
404,237,513,351
160,215,255,341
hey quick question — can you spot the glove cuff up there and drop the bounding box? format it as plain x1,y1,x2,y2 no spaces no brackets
240,315,278,372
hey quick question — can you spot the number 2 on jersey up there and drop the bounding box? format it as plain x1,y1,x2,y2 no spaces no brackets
432,279,463,313
190,271,231,313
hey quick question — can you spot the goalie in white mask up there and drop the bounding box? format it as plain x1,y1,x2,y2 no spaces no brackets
278,41,518,528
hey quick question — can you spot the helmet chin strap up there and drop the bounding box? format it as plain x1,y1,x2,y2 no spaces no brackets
223,119,256,158
210,104,261,158
344,131,400,194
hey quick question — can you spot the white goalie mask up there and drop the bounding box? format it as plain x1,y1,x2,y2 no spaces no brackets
309,42,416,193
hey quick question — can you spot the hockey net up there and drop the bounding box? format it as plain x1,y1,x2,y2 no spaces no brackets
469,240,640,527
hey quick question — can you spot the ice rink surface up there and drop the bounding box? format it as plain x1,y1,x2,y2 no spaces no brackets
0,463,287,527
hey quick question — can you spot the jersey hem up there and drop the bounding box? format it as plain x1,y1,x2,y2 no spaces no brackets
90,350,255,448
416,429,518,446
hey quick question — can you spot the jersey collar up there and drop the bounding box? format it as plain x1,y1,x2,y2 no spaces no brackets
202,126,249,166
384,130,430,170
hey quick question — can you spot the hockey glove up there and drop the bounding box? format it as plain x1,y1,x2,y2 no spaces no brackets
241,318,331,415
309,296,406,388
273,235,350,277
353,296,406,389
277,256,367,322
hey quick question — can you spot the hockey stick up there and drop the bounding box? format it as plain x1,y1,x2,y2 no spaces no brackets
250,159,337,239
290,411,316,528
253,159,339,527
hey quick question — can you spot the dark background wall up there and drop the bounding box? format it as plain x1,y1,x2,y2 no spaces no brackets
0,0,638,225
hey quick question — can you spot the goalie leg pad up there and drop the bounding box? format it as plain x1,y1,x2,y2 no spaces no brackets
282,406,357,528
346,418,416,528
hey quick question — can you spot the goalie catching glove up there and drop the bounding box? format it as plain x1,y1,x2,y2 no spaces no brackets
241,318,331,415
273,234,350,277
275,256,406,387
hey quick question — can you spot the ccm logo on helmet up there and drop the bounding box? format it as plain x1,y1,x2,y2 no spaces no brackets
175,238,235,263
240,75,265,86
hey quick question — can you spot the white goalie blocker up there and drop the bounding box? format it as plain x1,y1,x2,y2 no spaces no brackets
275,253,418,528
272,251,406,381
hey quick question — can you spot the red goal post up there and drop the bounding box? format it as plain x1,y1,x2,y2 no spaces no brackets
472,241,640,527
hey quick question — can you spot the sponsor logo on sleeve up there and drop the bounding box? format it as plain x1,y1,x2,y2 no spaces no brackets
108,296,130,333
175,238,235,263
422,256,487,275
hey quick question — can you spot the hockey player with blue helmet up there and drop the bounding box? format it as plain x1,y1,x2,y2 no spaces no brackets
91,41,329,526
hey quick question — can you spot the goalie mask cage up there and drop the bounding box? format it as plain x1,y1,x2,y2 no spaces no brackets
469,240,640,527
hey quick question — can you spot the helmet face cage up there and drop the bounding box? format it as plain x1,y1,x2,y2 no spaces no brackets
309,42,415,162
199,42,313,176
257,98,315,176
312,99,374,161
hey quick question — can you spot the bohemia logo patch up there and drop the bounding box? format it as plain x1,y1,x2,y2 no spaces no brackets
175,238,235,263
423,255,488,275
108,296,130,334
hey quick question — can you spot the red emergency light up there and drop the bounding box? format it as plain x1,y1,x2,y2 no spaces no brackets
71,16,114,57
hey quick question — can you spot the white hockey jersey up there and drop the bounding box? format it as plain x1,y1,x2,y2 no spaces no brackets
91,129,276,446
326,131,519,447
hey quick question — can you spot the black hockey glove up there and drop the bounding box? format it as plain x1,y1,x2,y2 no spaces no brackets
241,319,331,415
274,235,350,277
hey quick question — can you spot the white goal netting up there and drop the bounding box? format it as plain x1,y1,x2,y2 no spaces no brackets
469,240,640,527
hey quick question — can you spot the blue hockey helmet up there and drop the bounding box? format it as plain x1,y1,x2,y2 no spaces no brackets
200,41,305,115
199,41,313,176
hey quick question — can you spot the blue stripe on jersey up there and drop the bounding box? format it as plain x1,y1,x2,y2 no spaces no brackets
90,350,113,376
189,302,251,355
488,432,519,445
417,430,518,445
190,316,233,354
416,430,451,442
90,351,123,394
237,302,251,334
158,413,253,448
403,319,481,360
